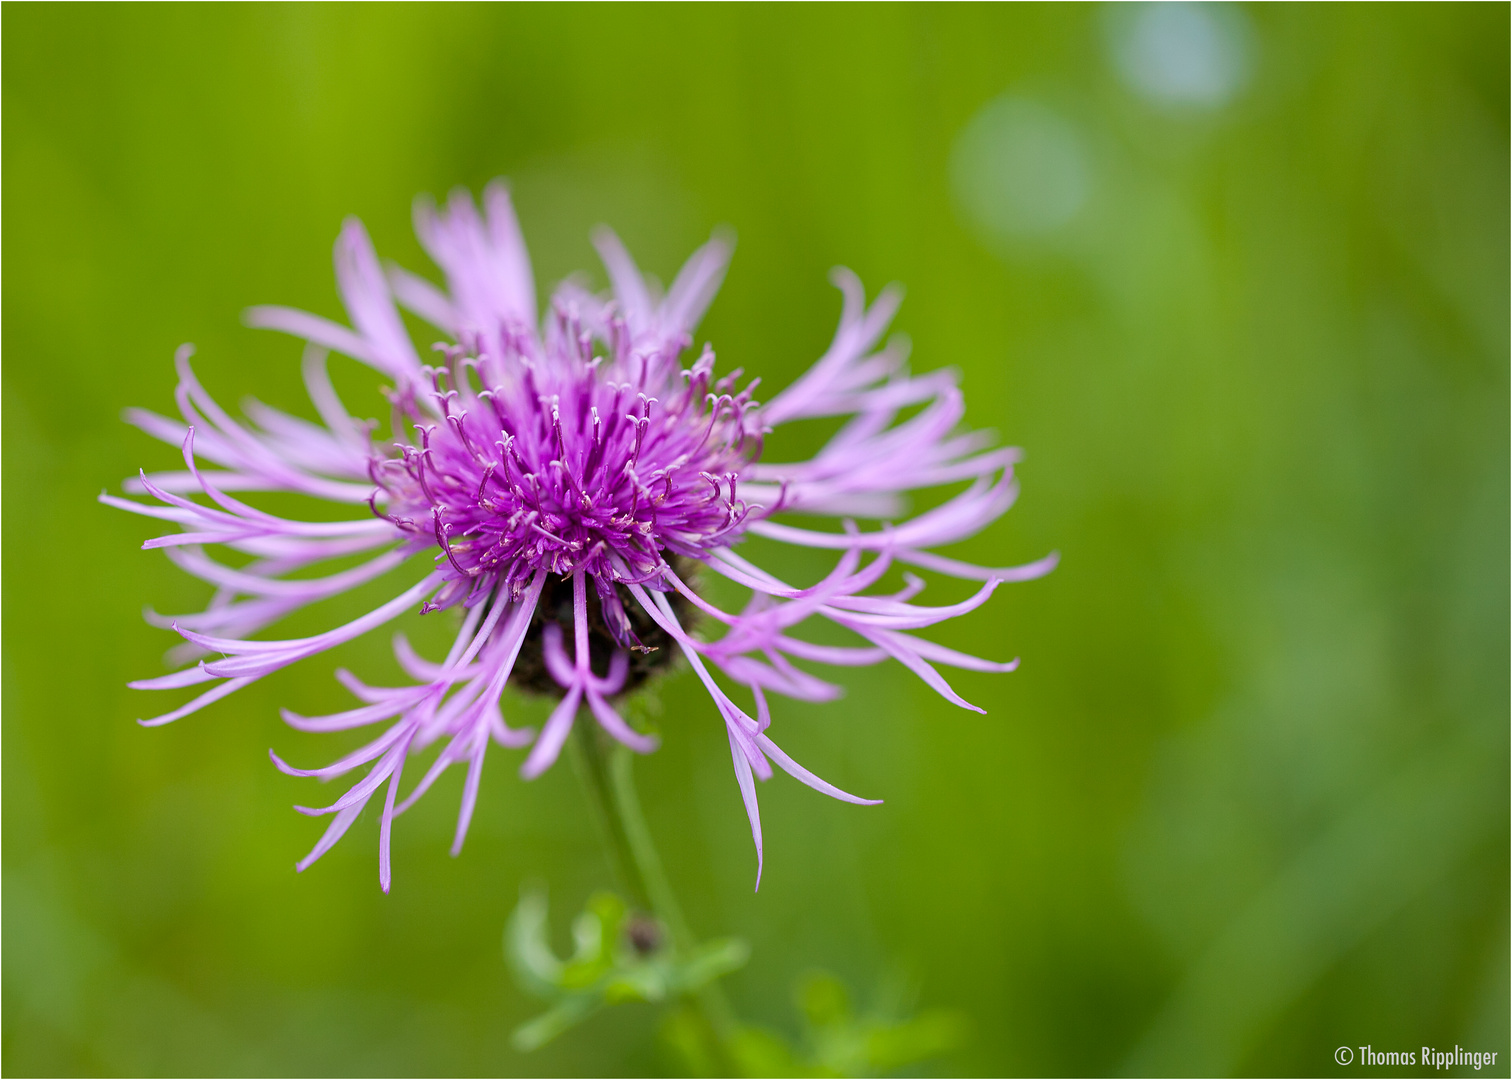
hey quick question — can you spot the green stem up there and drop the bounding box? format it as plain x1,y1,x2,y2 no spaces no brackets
609,742,740,1043
569,721,650,912
608,741,693,948
571,721,742,1058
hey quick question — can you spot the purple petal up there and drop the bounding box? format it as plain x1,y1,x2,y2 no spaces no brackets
727,725,765,892
755,733,883,806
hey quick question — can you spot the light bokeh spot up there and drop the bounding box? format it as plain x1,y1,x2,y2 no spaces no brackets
949,96,1091,245
1108,2,1252,109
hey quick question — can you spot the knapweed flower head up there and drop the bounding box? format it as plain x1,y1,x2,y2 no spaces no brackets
107,183,1055,891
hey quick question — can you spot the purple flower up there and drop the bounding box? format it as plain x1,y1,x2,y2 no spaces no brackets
107,183,1054,891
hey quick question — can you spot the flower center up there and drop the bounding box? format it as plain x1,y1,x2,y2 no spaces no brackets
509,560,699,699
371,325,756,656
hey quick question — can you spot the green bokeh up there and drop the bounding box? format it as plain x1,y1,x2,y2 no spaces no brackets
3,4,1506,1076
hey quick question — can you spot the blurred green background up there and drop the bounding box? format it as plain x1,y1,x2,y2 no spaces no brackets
3,4,1507,1076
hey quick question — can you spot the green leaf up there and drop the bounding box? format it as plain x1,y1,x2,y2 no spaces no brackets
864,1011,969,1074
674,937,751,993
503,888,564,998
795,970,852,1029
511,994,604,1053
506,888,750,1053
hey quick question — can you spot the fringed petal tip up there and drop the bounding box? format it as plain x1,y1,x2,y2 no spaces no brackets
491,724,536,749
269,748,312,779
984,549,1059,585
517,758,549,781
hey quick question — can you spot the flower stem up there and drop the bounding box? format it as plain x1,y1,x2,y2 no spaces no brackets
570,720,650,911
570,721,741,1056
